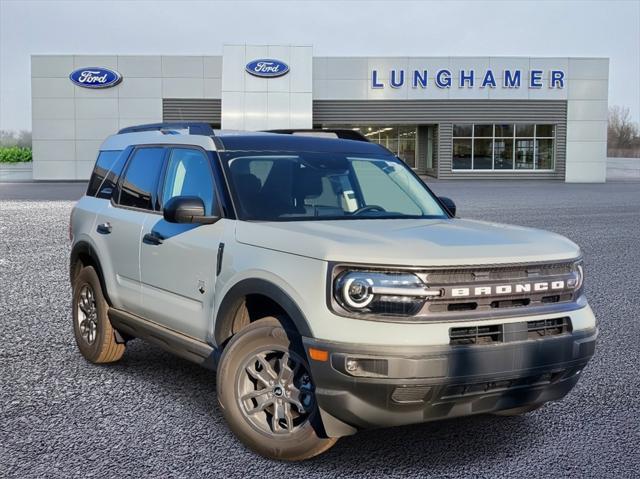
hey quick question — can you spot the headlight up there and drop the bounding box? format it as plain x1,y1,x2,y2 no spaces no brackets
568,260,584,291
334,270,442,316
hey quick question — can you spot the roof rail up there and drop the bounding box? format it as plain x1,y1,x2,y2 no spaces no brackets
117,122,215,136
264,129,370,142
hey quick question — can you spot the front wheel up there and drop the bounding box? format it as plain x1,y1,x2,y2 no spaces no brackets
216,317,337,460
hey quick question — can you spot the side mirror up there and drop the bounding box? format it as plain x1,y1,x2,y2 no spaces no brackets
163,196,220,224
439,196,456,217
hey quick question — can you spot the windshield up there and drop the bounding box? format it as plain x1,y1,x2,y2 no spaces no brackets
222,151,448,221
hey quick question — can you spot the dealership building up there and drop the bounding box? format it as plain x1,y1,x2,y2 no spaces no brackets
30,45,609,182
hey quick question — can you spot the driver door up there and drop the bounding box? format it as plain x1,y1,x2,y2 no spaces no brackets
138,146,224,341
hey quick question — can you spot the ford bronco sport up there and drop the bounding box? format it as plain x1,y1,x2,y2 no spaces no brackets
69,123,597,460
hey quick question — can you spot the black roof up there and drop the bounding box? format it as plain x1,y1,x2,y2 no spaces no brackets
118,122,215,135
214,131,392,155
115,122,393,156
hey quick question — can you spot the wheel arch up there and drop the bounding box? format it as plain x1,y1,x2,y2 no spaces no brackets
214,278,313,347
70,240,112,305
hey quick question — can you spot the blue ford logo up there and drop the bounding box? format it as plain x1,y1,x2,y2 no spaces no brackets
245,59,289,78
69,67,122,89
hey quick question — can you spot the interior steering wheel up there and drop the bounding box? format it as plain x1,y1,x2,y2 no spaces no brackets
352,205,386,216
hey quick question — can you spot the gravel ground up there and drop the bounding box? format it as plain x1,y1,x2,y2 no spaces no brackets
1,181,639,478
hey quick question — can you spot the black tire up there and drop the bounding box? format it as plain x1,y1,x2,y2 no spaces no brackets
72,265,125,363
493,403,544,416
217,317,337,461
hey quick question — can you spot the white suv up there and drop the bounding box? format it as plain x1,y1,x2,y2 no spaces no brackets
69,123,597,460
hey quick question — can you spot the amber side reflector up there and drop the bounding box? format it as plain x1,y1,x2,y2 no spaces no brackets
308,347,329,362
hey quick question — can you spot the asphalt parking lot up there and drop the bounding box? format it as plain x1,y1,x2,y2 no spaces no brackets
1,180,639,478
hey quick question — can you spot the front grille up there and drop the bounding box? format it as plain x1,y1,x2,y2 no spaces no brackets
391,385,433,404
417,261,580,319
331,260,582,322
441,372,558,399
422,262,573,284
527,317,572,339
450,325,503,345
450,317,572,345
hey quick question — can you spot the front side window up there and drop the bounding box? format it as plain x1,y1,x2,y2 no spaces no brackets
452,123,555,171
161,148,216,215
118,147,165,210
224,152,447,221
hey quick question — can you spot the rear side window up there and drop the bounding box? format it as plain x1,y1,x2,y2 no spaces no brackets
86,150,123,198
118,147,166,210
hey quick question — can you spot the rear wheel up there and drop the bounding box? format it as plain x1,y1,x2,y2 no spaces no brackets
217,317,337,460
72,265,125,363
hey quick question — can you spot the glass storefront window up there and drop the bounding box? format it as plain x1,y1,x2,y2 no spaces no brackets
494,124,514,137
516,124,535,137
515,139,534,169
385,139,399,155
474,124,493,137
494,139,514,169
453,124,473,137
453,139,472,169
536,138,554,169
452,123,555,171
536,124,555,137
398,139,416,167
328,124,418,168
473,138,493,169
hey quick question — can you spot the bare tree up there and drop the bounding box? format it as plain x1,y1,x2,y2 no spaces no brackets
608,106,638,149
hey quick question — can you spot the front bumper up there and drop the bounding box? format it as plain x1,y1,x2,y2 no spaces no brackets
303,328,597,437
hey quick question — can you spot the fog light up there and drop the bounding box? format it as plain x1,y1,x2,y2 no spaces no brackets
346,359,358,372
341,357,388,377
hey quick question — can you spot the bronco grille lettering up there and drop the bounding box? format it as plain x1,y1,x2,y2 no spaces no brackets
450,280,565,298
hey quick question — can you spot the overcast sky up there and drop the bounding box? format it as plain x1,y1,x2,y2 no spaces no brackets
0,0,638,131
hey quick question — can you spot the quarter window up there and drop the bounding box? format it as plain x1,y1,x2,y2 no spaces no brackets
452,124,555,171
161,148,216,215
86,150,122,198
118,147,166,210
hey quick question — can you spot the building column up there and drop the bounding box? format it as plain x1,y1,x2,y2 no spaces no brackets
564,58,609,183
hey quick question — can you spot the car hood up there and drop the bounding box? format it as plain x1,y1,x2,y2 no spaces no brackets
235,218,581,267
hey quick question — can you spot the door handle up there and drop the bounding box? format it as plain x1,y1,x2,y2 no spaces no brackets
97,222,112,234
143,231,164,245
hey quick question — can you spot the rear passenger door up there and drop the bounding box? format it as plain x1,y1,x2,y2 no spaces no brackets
138,146,224,341
93,146,166,314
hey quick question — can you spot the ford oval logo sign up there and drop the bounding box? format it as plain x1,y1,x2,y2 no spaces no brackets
245,59,290,78
69,67,122,89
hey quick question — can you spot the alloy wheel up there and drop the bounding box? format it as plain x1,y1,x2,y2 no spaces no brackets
237,348,315,435
76,284,98,345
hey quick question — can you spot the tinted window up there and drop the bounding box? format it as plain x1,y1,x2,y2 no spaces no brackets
118,147,165,210
161,148,216,215
474,124,493,137
536,124,555,137
86,150,122,197
453,124,473,137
